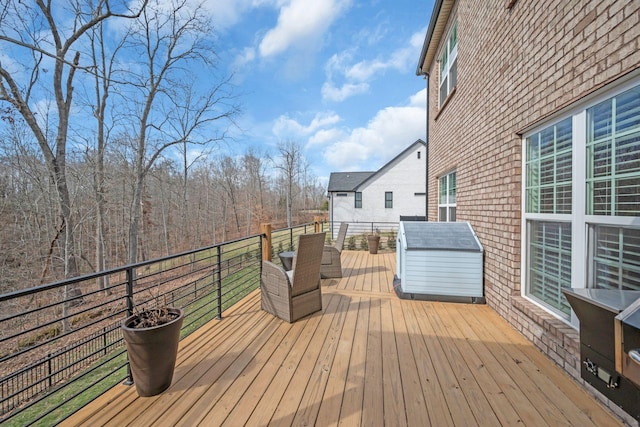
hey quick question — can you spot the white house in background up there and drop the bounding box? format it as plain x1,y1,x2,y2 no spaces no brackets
327,139,427,228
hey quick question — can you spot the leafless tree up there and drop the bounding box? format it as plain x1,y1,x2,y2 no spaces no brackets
274,140,304,227
117,0,240,264
0,0,147,320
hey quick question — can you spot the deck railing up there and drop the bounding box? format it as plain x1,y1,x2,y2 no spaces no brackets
0,219,397,426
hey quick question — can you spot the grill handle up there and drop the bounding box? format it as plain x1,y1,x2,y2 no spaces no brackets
630,349,640,365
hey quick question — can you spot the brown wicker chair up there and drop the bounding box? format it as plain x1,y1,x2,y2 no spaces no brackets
321,223,348,278
261,232,326,323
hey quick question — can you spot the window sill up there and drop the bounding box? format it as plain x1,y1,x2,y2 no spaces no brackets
435,86,457,121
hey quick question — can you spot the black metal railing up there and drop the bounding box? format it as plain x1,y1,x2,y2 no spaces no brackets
325,221,399,251
0,223,316,426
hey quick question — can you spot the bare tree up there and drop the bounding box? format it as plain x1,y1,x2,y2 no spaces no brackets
0,1,146,327
119,0,240,264
242,148,268,233
274,140,304,227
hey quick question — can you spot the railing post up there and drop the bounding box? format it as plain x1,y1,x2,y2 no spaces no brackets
289,227,293,251
314,216,321,233
123,266,134,386
261,223,272,262
216,245,222,320
47,354,52,387
103,327,108,356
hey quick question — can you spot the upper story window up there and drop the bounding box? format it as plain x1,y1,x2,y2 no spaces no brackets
438,171,456,221
385,192,393,208
439,19,458,107
355,192,362,208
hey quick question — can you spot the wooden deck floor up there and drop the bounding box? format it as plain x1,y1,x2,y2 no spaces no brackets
64,250,622,426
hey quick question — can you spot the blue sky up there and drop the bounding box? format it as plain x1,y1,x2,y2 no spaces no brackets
209,0,433,184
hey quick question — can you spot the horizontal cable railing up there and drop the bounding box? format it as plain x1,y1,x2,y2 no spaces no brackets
0,220,399,425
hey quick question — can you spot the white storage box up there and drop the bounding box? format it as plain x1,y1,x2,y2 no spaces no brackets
395,221,484,303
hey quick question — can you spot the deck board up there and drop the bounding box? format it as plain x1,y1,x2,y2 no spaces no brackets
62,250,624,427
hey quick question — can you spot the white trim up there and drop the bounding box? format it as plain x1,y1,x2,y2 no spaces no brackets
521,76,640,321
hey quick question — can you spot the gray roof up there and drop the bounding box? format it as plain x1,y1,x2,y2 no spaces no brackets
327,172,375,192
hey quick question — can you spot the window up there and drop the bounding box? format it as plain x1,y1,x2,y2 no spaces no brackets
525,118,572,214
439,19,457,106
417,151,421,159
355,192,362,208
385,192,393,208
523,82,640,319
438,171,456,221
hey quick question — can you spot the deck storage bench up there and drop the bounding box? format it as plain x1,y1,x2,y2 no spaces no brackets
395,221,484,303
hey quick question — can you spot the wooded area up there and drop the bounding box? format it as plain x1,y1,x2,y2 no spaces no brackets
0,0,326,294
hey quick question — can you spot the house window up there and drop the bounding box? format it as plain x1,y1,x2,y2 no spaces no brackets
439,19,457,107
438,171,456,221
417,151,421,159
523,82,640,319
385,192,393,208
355,192,362,208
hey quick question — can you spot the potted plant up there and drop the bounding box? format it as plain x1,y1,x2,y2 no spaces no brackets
367,231,381,255
122,305,184,397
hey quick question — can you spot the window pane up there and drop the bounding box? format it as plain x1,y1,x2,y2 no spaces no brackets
440,49,448,78
439,78,448,105
587,86,640,216
449,21,457,51
439,207,447,221
449,172,457,204
615,85,640,134
450,58,457,90
588,101,612,141
439,176,447,204
593,226,640,291
528,221,572,316
449,207,456,222
525,118,572,214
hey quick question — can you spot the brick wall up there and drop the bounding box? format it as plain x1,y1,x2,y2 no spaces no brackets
425,1,639,424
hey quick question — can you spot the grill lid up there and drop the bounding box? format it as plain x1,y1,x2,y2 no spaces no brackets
563,288,640,315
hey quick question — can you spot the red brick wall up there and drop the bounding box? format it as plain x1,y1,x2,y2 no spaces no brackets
425,1,639,423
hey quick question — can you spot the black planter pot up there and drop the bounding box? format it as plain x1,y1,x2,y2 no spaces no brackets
122,308,184,397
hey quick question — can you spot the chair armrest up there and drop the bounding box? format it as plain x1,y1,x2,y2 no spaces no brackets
322,245,340,264
262,260,291,297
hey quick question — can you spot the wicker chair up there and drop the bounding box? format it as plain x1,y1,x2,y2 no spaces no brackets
321,223,348,278
261,232,326,323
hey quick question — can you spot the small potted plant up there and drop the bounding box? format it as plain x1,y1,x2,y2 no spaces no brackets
121,301,184,397
367,230,381,255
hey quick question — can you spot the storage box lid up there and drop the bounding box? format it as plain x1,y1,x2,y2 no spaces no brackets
402,222,482,252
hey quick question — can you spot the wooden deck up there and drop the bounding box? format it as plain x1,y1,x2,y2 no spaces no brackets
64,250,622,426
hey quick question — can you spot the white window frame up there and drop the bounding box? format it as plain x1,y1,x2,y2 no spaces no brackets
439,19,458,107
522,77,640,324
438,171,456,222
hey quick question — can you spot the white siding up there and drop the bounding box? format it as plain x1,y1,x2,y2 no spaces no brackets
402,250,483,297
329,143,426,225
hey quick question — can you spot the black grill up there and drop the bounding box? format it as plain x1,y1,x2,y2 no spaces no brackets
563,288,640,422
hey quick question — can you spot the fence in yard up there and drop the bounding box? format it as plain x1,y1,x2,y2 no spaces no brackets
0,219,399,425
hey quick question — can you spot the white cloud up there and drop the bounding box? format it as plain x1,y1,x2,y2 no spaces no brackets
321,28,426,102
258,0,351,58
232,47,256,69
322,89,426,170
272,111,341,138
308,128,345,147
321,81,369,102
